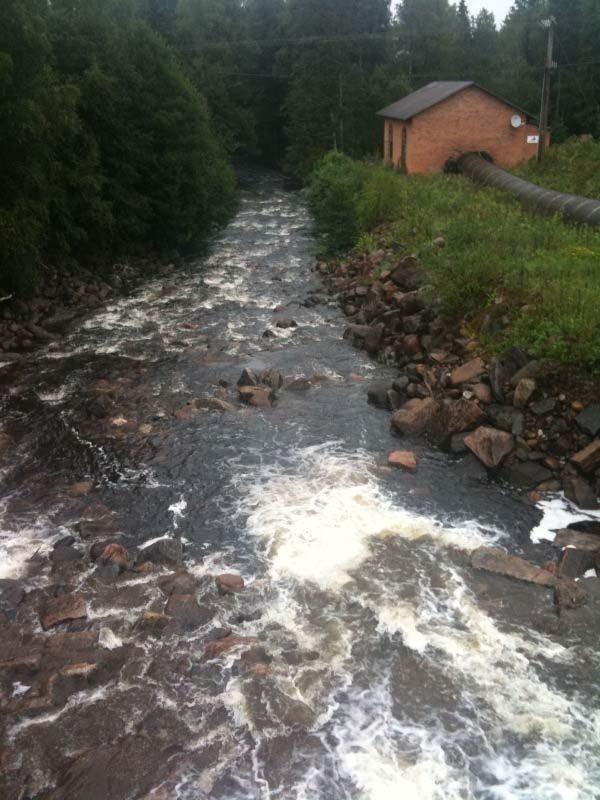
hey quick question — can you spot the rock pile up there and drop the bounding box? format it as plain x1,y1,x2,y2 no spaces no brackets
317,249,600,509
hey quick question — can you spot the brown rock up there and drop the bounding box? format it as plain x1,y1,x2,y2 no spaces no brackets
449,357,485,387
387,451,417,471
570,440,600,474
513,378,536,409
554,578,588,611
470,547,556,586
238,385,274,408
98,543,129,572
400,334,421,355
563,475,598,510
471,383,492,404
443,399,486,435
391,398,440,436
40,593,87,630
464,426,514,469
136,611,169,636
204,634,260,659
0,431,15,454
68,480,94,497
215,573,245,595
554,529,600,552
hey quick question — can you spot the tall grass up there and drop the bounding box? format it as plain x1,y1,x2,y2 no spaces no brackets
309,152,600,365
514,139,600,199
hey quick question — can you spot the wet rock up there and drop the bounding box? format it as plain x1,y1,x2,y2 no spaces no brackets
557,547,596,579
464,426,514,469
204,634,259,659
471,547,556,587
136,611,170,637
367,383,392,409
0,579,25,617
67,480,94,497
563,474,598,510
51,541,82,563
554,529,600,551
139,538,183,566
275,319,297,329
237,368,259,387
40,592,87,630
554,578,588,611
47,735,163,800
575,404,600,436
0,431,15,455
238,385,274,407
165,594,209,631
262,329,276,338
391,398,440,436
449,357,485,387
387,450,417,471
158,571,197,596
286,377,312,391
570,440,600,474
259,368,284,390
193,397,237,413
97,543,129,572
498,460,553,490
568,520,600,535
215,573,245,595
513,378,536,408
449,432,469,454
392,375,410,394
364,323,384,354
87,394,114,419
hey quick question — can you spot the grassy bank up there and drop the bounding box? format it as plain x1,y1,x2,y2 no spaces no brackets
514,139,600,199
308,152,600,366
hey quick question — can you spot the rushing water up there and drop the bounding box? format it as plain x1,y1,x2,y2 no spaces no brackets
1,169,599,799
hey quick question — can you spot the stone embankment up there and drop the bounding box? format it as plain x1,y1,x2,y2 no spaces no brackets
316,242,600,614
0,259,176,356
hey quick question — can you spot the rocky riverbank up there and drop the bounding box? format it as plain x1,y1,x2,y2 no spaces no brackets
0,258,178,357
315,242,600,612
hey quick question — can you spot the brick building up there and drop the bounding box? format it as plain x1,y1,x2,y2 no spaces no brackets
377,81,546,173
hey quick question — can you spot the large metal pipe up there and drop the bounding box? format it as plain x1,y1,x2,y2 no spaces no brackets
457,152,600,228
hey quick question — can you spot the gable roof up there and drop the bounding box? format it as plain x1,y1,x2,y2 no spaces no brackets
376,81,536,122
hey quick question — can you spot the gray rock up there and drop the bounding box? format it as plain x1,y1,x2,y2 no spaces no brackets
531,397,556,416
237,368,258,387
367,383,391,409
498,460,553,489
575,404,600,436
139,538,183,566
487,404,524,436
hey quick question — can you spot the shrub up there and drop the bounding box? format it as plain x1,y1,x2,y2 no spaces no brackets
308,152,364,251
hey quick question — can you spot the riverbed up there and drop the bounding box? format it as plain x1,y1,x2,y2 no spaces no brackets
1,168,598,799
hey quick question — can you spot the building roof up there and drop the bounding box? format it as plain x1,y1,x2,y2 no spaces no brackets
376,81,536,122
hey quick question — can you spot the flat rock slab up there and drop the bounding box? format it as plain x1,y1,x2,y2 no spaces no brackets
388,450,417,471
470,546,556,587
449,357,485,387
40,593,88,630
570,440,600,474
554,529,600,552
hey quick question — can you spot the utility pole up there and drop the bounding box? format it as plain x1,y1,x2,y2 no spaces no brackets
537,17,555,163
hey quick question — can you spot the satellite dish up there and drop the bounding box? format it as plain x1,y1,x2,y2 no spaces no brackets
511,114,523,128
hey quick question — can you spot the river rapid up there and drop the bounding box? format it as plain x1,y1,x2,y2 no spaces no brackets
1,169,599,799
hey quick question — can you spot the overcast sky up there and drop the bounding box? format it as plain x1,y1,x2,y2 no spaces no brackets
465,0,514,25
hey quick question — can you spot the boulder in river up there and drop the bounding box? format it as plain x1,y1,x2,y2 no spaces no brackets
165,594,209,631
470,547,556,587
387,450,417,471
391,398,440,436
204,634,260,660
237,368,259,387
139,538,183,566
40,592,88,630
464,426,514,469
239,385,275,407
216,573,245,595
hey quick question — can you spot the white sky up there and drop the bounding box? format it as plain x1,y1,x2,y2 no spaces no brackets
466,0,514,25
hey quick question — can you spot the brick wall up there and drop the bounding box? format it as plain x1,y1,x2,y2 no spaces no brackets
382,85,548,173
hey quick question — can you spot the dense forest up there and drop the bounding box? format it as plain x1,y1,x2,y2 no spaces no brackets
2,0,599,292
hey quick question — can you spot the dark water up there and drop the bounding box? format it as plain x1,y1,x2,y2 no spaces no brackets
1,170,598,799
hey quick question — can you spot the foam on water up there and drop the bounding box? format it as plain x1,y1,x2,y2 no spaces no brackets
531,494,600,543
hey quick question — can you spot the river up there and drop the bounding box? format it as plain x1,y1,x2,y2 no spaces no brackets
1,168,599,799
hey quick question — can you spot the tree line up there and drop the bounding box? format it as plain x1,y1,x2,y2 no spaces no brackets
2,0,599,292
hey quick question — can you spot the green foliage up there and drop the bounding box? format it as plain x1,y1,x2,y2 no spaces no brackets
0,0,234,294
311,153,600,365
514,138,600,199
308,152,365,251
